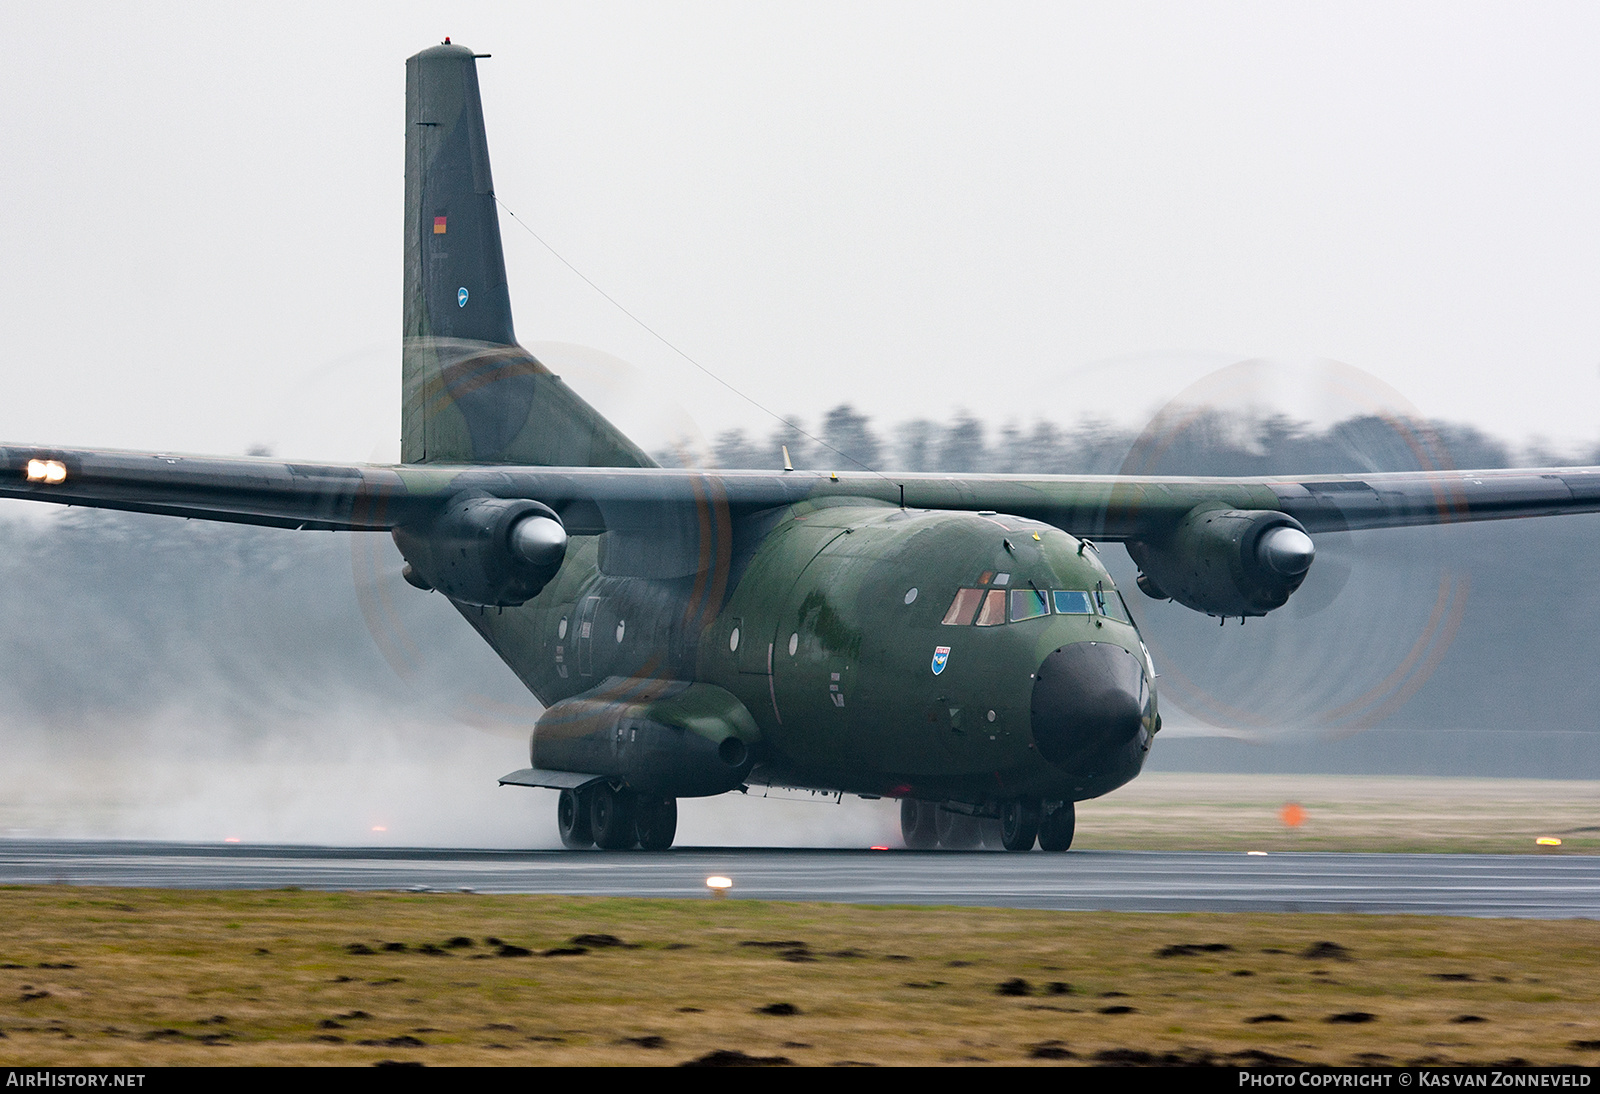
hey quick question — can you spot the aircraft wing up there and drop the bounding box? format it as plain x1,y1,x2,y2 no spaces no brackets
0,446,418,531
5,444,1600,539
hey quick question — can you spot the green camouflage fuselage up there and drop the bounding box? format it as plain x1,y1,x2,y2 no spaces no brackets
455,498,1158,804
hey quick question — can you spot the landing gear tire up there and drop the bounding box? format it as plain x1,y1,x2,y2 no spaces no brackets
557,787,593,849
935,808,981,850
590,784,638,850
1037,800,1076,852
977,818,1004,850
900,799,939,849
634,796,678,851
999,799,1041,851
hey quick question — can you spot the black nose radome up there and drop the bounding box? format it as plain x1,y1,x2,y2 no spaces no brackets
1030,642,1148,768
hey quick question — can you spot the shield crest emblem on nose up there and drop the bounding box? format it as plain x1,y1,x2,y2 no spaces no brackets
458,287,469,308
931,646,950,675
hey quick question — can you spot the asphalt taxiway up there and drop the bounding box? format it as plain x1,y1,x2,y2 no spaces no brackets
1,840,1596,917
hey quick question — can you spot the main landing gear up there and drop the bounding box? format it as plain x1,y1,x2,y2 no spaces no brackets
900,798,1075,851
558,785,677,851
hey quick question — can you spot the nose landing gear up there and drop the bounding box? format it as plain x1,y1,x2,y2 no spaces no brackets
1037,800,1076,852
999,799,1075,851
898,798,1075,851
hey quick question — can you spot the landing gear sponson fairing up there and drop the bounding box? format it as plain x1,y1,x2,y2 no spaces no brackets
5,42,1600,851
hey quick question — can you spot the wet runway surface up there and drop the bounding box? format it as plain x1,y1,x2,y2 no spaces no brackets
3,840,1597,917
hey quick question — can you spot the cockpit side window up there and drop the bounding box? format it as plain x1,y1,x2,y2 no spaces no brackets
1053,590,1093,615
941,588,984,626
1009,588,1048,621
975,589,1007,626
1096,587,1133,624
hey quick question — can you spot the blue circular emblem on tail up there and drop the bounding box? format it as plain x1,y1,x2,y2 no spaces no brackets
458,287,469,308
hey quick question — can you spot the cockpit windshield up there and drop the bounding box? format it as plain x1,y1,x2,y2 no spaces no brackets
1009,589,1048,621
1052,590,1093,615
1095,587,1133,624
940,584,1137,629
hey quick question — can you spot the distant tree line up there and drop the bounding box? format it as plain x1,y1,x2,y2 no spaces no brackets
663,405,1597,477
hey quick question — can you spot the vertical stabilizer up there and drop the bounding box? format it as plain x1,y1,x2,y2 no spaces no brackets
405,41,514,348
402,42,653,469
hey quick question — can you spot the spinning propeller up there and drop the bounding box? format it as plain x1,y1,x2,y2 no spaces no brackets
1108,357,1468,743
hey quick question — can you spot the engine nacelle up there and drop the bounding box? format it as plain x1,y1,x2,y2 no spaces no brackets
1127,507,1314,618
393,495,568,607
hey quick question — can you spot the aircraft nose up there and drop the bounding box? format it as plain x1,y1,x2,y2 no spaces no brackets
1030,642,1149,768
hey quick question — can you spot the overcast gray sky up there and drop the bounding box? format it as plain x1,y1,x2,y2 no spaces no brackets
4,1,1599,463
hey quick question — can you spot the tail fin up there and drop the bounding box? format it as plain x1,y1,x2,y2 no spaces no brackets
401,42,653,469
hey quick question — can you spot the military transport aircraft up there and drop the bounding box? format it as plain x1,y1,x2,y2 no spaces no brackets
5,41,1600,852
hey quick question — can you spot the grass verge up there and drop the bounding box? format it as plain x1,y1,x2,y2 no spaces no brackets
1,886,1598,1066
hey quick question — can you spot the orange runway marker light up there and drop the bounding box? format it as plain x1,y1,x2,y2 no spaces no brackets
706,875,732,899
1279,802,1306,828
1536,837,1563,846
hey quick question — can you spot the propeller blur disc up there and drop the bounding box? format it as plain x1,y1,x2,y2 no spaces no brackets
1109,358,1469,742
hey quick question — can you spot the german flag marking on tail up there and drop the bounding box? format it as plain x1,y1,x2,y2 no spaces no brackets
433,216,447,234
